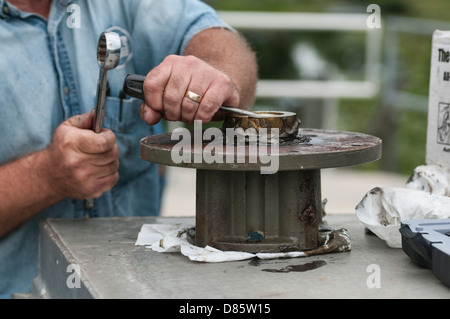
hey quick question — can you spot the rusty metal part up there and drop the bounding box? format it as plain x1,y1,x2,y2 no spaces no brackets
222,111,300,141
193,169,323,253
140,129,382,171
140,128,382,253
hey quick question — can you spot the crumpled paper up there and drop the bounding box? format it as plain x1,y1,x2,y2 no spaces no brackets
135,223,351,262
405,164,450,196
355,165,450,248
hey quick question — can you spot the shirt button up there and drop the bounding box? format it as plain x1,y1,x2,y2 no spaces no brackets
64,87,70,95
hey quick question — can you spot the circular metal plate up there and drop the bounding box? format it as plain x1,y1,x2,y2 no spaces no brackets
140,128,382,171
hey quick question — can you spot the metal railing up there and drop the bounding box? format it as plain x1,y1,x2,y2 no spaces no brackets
218,11,382,100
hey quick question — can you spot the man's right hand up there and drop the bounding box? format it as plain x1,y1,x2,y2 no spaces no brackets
43,110,120,200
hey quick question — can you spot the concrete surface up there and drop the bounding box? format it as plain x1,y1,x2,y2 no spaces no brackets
160,166,409,217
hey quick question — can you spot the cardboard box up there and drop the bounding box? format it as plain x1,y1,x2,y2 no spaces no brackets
426,30,450,169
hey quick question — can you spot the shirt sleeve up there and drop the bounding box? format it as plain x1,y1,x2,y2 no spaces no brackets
130,0,233,73
175,0,235,54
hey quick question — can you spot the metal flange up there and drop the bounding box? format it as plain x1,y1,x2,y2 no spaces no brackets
140,128,382,253
140,128,382,171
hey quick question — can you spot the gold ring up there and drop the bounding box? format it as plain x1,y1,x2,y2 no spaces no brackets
185,90,202,103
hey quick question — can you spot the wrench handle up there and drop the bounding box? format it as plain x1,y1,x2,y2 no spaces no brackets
123,74,146,100
93,68,109,133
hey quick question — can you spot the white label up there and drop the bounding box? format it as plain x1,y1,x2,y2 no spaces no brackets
426,30,450,168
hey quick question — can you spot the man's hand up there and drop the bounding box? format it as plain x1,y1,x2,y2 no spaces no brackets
0,110,120,237
139,28,258,126
139,55,240,125
43,110,120,200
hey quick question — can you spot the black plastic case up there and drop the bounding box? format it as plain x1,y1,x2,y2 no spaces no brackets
400,219,450,288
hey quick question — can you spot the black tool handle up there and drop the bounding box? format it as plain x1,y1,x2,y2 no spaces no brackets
123,74,146,100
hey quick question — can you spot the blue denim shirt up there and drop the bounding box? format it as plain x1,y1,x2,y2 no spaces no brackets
0,0,229,298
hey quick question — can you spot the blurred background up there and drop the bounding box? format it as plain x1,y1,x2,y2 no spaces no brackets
160,0,450,216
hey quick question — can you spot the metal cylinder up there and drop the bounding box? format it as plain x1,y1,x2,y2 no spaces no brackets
193,169,322,253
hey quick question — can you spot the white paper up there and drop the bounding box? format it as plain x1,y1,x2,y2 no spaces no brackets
135,223,349,262
355,186,450,248
405,164,450,196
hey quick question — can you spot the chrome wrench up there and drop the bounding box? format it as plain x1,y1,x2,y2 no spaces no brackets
85,32,121,210
93,31,121,133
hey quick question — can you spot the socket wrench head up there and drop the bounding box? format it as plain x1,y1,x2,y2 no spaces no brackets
97,32,121,70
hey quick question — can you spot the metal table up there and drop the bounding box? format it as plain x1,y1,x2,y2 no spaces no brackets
28,214,450,299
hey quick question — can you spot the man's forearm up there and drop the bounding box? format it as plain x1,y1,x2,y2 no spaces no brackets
183,28,258,109
0,149,61,237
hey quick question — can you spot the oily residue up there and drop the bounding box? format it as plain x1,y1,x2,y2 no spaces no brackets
248,258,284,267
261,260,327,273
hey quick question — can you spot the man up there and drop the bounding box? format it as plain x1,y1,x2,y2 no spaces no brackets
0,0,257,298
